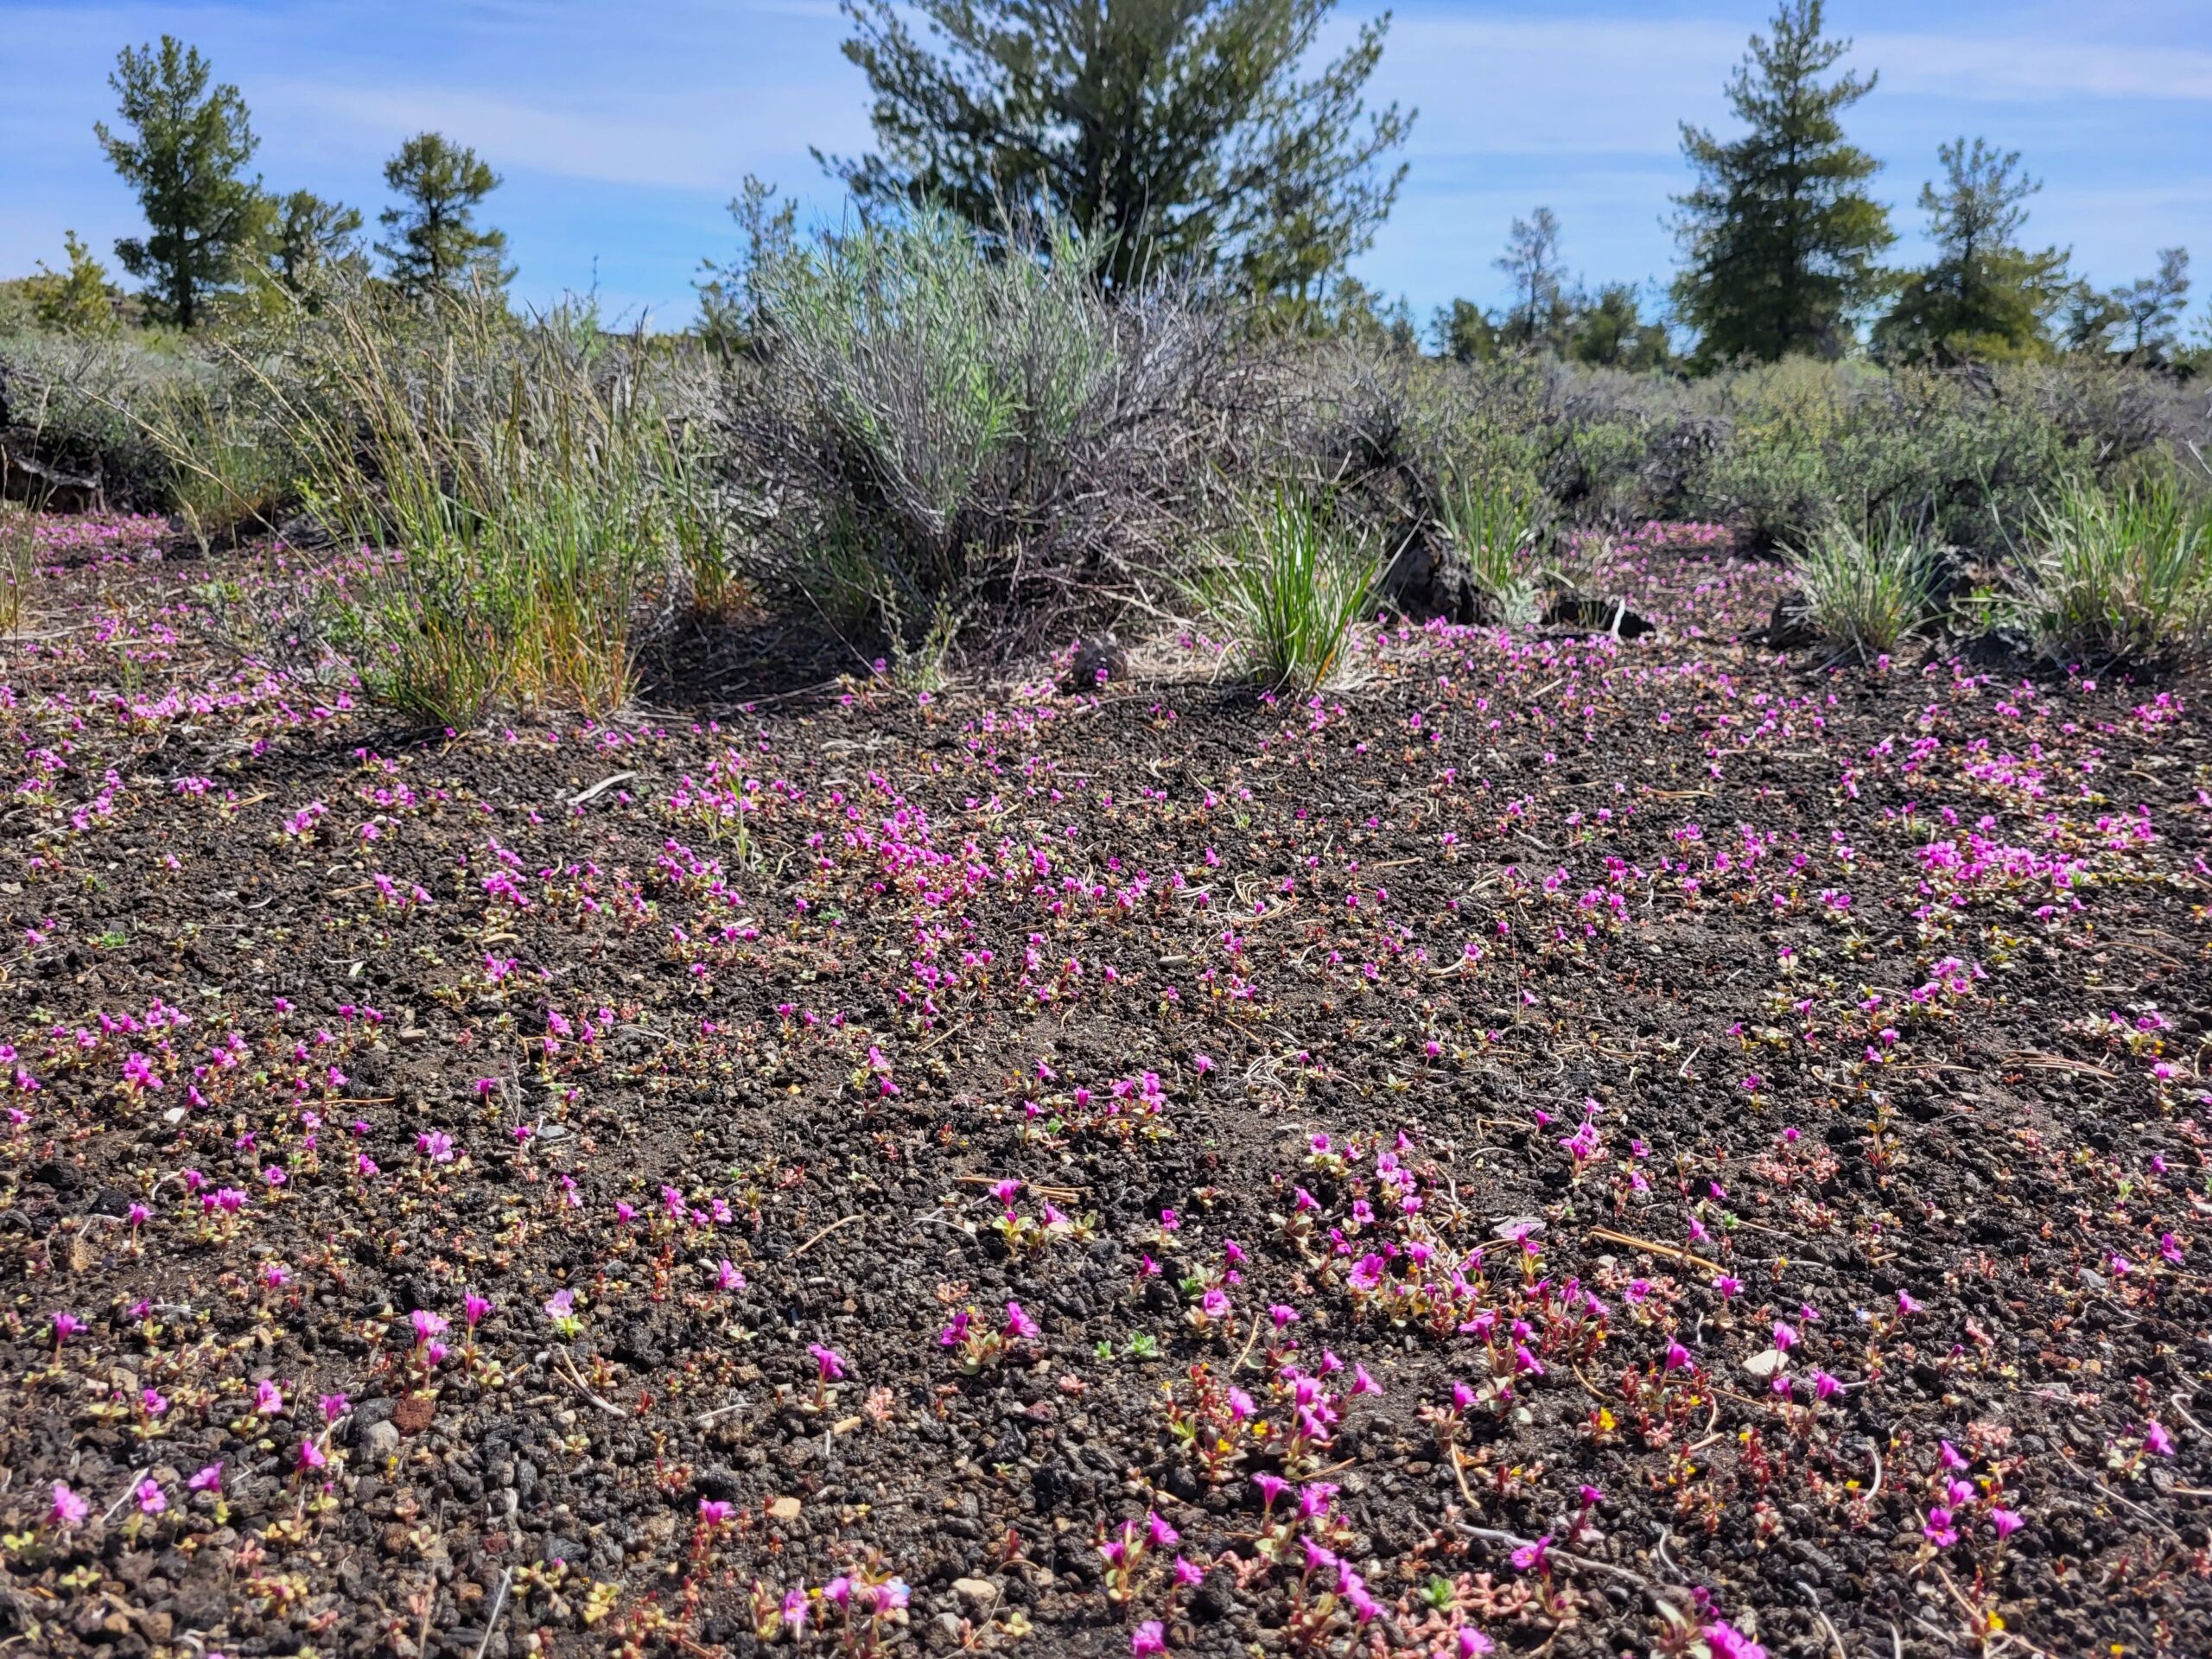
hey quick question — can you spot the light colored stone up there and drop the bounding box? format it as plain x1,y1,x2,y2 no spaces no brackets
1742,1348,1786,1380
767,1495,802,1522
361,1420,401,1461
952,1578,1000,1616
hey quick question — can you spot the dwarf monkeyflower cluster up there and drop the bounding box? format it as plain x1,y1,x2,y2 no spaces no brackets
939,1302,1040,1374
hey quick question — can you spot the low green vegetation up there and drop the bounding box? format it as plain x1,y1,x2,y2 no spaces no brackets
1438,476,1548,624
1187,488,1383,689
2005,476,2212,668
233,288,721,724
1,3,2207,708
1785,512,1936,658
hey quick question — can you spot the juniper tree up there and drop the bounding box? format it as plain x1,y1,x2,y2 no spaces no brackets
1429,298,1497,363
1567,283,1672,372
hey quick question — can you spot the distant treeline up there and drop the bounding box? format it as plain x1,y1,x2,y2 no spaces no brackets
3,3,2204,373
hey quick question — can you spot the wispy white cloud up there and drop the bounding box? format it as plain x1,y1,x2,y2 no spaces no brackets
264,73,868,193
1866,32,2212,102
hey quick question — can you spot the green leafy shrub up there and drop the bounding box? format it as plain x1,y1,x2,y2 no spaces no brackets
1670,357,2187,556
0,330,188,510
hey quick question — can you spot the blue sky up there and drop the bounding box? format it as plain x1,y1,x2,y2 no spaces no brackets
4,0,2208,330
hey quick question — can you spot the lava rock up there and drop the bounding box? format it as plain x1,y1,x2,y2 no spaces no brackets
1758,593,1821,648
951,1577,1001,1617
1542,591,1654,638
1061,636,1129,692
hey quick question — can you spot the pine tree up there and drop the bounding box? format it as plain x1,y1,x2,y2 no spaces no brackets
376,134,512,300
28,232,121,335
1429,299,1497,364
1671,1,1892,364
1567,283,1673,372
823,0,1412,299
2111,248,2190,362
1874,138,2068,362
94,36,263,329
1494,207,1567,350
265,189,365,296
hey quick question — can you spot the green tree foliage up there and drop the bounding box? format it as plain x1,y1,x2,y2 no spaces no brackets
697,175,799,354
1875,138,2068,363
94,36,264,329
1494,207,1567,350
823,0,1413,300
1429,298,1497,364
264,189,365,296
376,133,512,299
2054,250,2191,363
2056,281,2129,356
2110,248,2191,362
1671,1,1893,365
1567,283,1673,372
26,232,122,334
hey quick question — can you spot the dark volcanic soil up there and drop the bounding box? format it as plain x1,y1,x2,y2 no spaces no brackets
3,517,2209,1659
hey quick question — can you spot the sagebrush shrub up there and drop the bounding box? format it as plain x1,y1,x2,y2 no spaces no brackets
734,208,1230,648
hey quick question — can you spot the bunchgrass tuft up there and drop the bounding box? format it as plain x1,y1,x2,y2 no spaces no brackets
1437,477,1547,624
1189,488,1381,690
239,284,725,725
2005,476,2210,668
0,505,35,634
1785,512,1937,658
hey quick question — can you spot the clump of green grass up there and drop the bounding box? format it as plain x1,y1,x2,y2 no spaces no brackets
1437,477,1547,623
0,505,35,633
2004,476,2210,667
147,378,294,553
1189,488,1381,689
244,285,726,725
1785,511,1937,658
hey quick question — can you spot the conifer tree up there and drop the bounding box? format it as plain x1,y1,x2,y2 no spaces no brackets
94,36,263,328
825,0,1412,299
376,133,512,300
1671,1,1892,363
1875,138,2068,362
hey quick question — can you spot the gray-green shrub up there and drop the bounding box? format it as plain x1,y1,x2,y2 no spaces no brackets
734,207,1234,645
